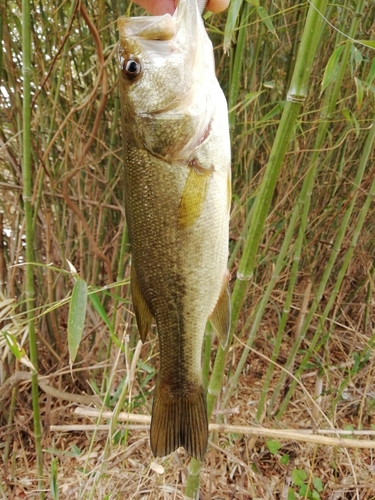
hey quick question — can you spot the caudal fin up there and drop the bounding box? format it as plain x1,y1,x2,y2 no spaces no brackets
150,382,208,460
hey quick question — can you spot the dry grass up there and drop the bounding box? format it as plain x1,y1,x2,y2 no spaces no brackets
1,272,375,499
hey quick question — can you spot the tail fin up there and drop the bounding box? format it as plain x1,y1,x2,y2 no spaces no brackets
150,382,208,460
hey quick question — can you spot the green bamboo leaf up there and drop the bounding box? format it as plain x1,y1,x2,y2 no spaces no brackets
223,0,244,52
2,330,37,372
256,6,276,35
2,330,27,360
357,40,375,49
321,45,345,94
366,56,375,86
353,46,363,66
228,91,263,113
68,278,88,365
88,291,114,336
342,108,360,137
354,77,364,109
260,102,284,122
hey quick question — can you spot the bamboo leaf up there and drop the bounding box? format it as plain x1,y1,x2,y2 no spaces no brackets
354,77,364,109
366,56,375,86
66,259,78,276
321,45,344,94
256,6,276,35
88,291,114,335
357,40,375,49
68,278,88,365
223,0,244,52
342,108,360,137
2,330,37,372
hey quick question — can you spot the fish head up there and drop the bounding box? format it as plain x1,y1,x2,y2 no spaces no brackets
118,0,217,161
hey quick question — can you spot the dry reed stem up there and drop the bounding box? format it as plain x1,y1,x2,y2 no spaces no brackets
65,407,375,449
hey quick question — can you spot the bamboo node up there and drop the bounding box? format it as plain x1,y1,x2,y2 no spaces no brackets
236,272,252,281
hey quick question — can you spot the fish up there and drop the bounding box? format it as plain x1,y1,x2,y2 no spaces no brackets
117,0,231,460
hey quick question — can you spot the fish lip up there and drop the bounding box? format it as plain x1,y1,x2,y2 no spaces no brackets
118,13,176,41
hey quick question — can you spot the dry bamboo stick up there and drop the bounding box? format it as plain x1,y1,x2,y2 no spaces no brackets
52,407,375,450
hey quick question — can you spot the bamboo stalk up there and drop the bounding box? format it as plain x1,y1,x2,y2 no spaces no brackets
276,118,375,419
21,0,44,495
208,0,329,420
226,0,368,420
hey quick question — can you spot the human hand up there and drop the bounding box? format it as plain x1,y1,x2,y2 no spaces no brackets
134,0,229,16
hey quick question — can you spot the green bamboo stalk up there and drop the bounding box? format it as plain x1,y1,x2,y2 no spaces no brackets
229,0,328,341
21,0,44,496
212,0,329,401
275,118,375,420
268,0,367,411
185,0,328,496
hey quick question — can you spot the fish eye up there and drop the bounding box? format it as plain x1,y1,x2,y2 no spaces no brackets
122,57,142,80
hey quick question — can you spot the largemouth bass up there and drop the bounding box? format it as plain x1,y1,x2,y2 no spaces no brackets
118,0,231,460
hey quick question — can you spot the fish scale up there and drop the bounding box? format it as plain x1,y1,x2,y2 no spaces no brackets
118,0,231,460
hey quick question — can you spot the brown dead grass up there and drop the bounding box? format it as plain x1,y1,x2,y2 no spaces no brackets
1,282,375,500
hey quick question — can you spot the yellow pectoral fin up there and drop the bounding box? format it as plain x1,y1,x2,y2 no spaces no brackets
178,161,212,229
131,265,153,342
209,272,231,349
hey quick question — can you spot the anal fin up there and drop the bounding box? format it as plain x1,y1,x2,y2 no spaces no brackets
209,271,231,348
131,264,153,343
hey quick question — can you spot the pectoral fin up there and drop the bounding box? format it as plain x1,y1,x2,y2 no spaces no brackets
209,272,231,349
178,161,212,229
131,265,153,342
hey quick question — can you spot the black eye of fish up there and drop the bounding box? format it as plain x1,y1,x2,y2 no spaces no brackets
123,57,142,80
